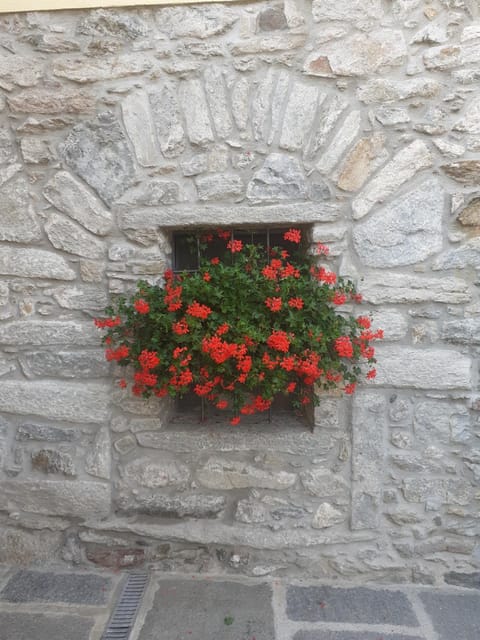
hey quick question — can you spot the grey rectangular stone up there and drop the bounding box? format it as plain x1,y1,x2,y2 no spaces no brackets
0,569,113,605
419,591,480,640
286,586,419,626
294,633,423,640
0,613,94,640
138,579,275,639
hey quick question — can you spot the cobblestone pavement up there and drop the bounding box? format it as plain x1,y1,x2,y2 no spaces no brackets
0,566,479,640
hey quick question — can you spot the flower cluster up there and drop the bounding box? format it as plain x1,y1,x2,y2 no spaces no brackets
95,229,382,424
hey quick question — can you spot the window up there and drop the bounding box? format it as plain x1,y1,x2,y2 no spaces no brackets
173,227,300,272
171,227,307,425
0,0,239,13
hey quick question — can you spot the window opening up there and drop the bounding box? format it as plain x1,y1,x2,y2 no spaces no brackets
170,227,308,425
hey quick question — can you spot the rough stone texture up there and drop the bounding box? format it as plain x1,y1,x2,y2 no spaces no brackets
247,154,307,203
373,347,472,389
0,0,478,583
352,140,433,219
0,480,110,517
353,179,444,267
351,393,385,530
43,171,112,236
0,174,42,243
60,119,136,205
197,457,297,490
0,247,75,280
0,381,110,423
304,30,406,77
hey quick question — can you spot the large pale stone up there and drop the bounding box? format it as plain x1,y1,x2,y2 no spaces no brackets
0,56,43,91
442,161,480,185
179,79,214,147
337,134,387,192
304,30,407,77
90,517,374,551
8,89,95,114
0,381,110,423
352,140,433,219
117,493,226,518
351,393,386,530
442,319,480,345
312,0,382,21
312,503,346,529
195,173,244,201
43,171,112,236
246,154,307,203
121,90,161,168
85,427,111,480
156,5,237,39
268,70,292,146
230,34,306,55
0,247,75,280
45,213,105,259
457,198,480,226
122,457,189,488
305,96,347,158
137,426,333,457
252,69,276,143
231,78,250,132
372,347,472,389
316,111,361,175
60,119,136,205
0,321,100,347
353,179,444,267
53,55,150,84
19,350,109,379
357,78,441,104
197,457,297,490
149,83,185,158
77,9,149,39
118,202,339,232
31,449,76,477
300,470,349,500
279,82,320,152
0,175,41,243
433,237,480,271
53,286,109,311
370,310,408,341
0,480,110,518
204,67,232,139
361,273,471,305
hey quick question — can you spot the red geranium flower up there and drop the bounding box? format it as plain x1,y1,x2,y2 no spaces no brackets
134,299,150,314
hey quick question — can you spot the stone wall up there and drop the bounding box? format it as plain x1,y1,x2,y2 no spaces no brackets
0,0,480,583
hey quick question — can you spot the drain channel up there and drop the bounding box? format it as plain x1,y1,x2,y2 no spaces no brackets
102,573,149,640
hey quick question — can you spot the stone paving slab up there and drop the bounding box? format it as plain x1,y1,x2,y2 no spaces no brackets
0,569,113,606
0,612,95,640
293,631,424,640
293,632,424,640
286,586,419,627
419,591,480,640
138,579,275,640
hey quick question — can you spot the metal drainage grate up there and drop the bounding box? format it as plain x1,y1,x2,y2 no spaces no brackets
102,573,149,640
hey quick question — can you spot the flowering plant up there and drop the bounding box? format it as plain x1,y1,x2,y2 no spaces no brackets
95,229,382,425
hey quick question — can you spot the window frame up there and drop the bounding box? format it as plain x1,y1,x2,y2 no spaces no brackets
0,0,244,13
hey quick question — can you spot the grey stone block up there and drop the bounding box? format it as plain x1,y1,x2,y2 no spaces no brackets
139,579,275,639
444,571,480,589
419,591,480,640
286,586,419,626
0,613,94,640
0,570,113,605
294,633,423,640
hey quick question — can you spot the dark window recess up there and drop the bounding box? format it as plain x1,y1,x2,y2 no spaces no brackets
173,228,300,272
